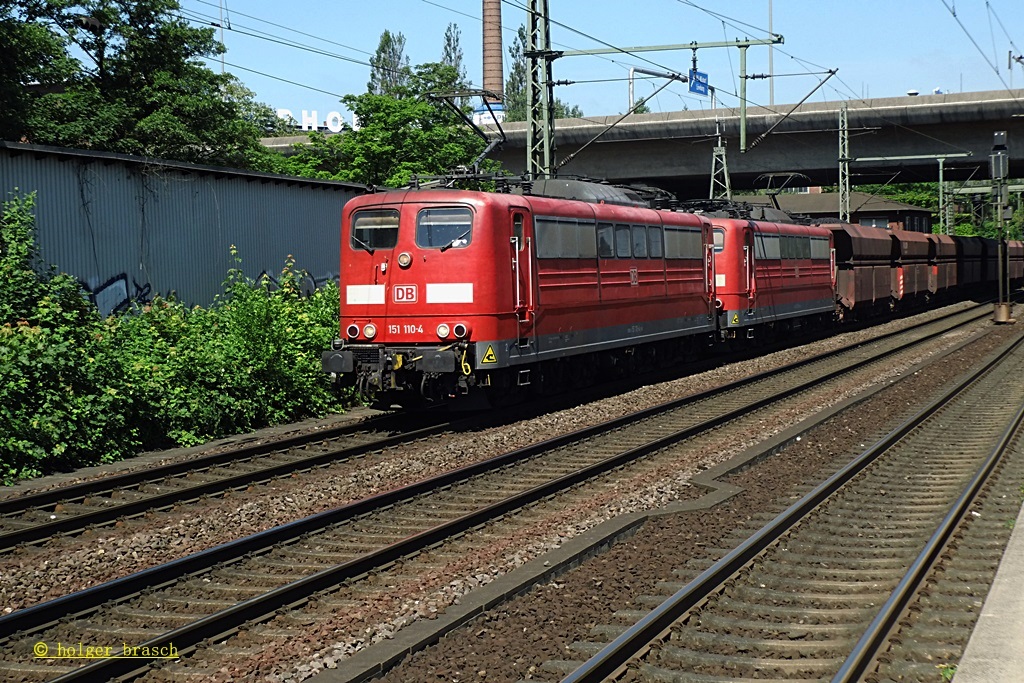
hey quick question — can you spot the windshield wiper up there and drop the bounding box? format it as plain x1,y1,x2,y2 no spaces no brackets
440,228,471,252
351,234,375,255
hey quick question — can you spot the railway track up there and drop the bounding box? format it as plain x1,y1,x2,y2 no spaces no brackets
0,412,465,551
0,304,991,553
551,329,1024,683
0,304,998,682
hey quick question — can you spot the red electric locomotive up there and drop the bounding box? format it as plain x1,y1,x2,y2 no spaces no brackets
710,217,835,337
321,180,717,405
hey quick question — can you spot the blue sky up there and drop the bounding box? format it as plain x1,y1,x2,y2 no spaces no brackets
178,0,1023,126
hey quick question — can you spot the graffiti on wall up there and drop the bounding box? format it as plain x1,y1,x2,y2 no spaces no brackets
252,270,339,297
81,270,339,318
81,273,155,317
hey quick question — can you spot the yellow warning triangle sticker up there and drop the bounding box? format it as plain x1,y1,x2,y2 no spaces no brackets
731,314,740,324
481,345,498,363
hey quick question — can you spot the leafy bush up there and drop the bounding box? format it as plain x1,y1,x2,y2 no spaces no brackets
108,250,343,447
1,191,345,484
1,192,136,482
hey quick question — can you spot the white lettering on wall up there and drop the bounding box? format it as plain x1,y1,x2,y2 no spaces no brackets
276,108,349,132
325,111,344,133
301,110,318,131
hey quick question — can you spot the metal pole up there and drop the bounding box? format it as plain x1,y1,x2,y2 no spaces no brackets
525,0,554,178
739,45,748,152
768,0,774,106
938,158,946,235
998,205,1006,307
839,103,850,222
219,0,226,74
990,130,1011,322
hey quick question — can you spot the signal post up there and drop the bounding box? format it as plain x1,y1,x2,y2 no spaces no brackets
991,131,1014,323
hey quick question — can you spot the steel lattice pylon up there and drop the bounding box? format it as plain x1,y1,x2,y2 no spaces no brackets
526,0,555,179
710,121,731,200
838,102,850,223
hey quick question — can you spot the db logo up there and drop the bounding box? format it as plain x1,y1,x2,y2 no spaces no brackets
393,285,417,303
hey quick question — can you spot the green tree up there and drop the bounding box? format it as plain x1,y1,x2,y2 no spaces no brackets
3,0,278,170
503,24,583,122
368,29,411,97
441,22,466,85
283,62,485,187
0,1,75,141
440,22,469,108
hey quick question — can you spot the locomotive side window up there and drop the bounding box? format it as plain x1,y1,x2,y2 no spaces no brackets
513,214,525,251
754,235,766,259
536,217,569,258
756,234,781,259
631,226,648,258
578,221,597,258
535,216,597,258
810,236,830,259
615,225,632,258
557,219,579,257
781,235,795,259
664,227,702,259
647,226,664,258
351,209,399,250
416,207,473,249
597,224,614,258
780,235,812,259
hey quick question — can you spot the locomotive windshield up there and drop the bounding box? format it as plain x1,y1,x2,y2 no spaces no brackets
416,207,473,250
351,209,399,251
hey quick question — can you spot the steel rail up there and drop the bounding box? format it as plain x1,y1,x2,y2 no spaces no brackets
38,319,1003,682
0,303,985,640
0,415,459,550
0,313,990,683
0,413,408,515
832,387,1024,681
558,333,1024,683
0,304,990,553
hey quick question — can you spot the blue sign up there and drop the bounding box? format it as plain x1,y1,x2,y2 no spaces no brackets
689,69,709,96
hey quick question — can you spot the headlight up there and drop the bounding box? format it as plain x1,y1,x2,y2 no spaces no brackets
346,324,360,338
437,323,451,339
453,323,469,339
397,252,413,268
363,323,377,339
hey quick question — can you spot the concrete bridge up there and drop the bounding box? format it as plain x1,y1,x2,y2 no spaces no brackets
490,89,1024,197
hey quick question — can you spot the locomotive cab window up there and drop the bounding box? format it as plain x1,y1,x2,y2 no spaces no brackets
513,214,525,251
351,209,400,251
713,229,726,253
416,207,473,250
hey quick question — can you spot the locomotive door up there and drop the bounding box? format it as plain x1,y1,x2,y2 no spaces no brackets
510,209,536,348
744,226,756,314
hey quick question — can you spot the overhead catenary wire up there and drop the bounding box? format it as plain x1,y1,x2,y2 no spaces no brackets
189,0,374,57
937,0,1022,104
184,0,1006,172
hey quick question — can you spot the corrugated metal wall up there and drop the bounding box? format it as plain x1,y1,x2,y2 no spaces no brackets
1,143,363,315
